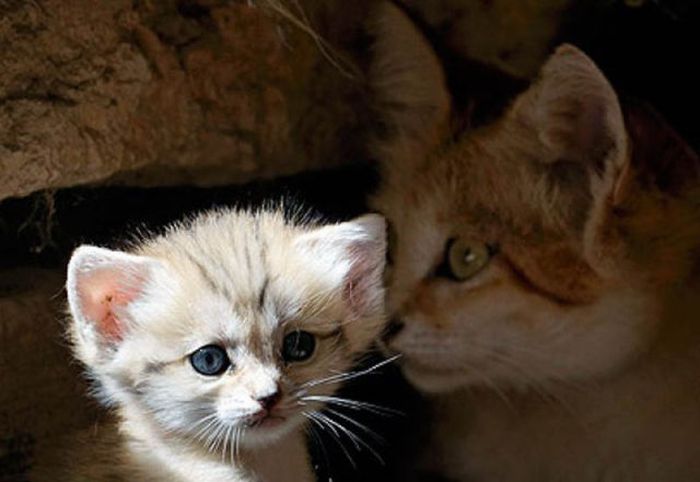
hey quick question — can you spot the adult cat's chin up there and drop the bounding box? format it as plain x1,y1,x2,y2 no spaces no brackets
400,359,471,394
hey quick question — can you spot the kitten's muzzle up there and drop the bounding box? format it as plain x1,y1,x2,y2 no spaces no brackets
246,385,282,426
258,388,282,412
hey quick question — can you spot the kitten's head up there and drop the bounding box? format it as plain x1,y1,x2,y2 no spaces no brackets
66,209,386,450
371,3,700,393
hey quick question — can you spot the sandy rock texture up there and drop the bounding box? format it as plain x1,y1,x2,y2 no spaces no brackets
0,0,374,201
0,0,572,203
400,0,572,78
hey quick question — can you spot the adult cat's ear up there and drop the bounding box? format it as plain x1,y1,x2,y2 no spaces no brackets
296,214,387,351
508,44,632,272
370,2,450,169
66,246,161,363
509,44,629,197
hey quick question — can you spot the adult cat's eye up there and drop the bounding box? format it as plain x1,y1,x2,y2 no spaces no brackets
438,238,494,281
282,330,316,363
190,345,231,376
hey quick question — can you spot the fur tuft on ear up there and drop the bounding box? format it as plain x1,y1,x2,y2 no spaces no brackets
510,44,627,170
370,1,450,166
295,214,387,351
66,246,159,363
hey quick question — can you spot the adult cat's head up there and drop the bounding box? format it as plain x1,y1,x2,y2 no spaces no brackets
371,3,700,393
66,209,386,450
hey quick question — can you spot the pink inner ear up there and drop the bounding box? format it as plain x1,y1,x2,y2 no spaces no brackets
343,246,380,317
77,268,146,341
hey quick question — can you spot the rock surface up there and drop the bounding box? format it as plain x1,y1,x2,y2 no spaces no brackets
0,0,374,201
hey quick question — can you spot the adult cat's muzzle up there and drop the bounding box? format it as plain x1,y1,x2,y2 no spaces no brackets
382,318,405,343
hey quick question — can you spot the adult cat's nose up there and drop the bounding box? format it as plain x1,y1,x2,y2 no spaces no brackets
382,318,405,342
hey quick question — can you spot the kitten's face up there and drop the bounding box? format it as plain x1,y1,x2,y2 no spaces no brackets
371,5,698,394
66,211,386,450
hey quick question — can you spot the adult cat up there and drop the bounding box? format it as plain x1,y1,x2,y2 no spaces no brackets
371,3,700,481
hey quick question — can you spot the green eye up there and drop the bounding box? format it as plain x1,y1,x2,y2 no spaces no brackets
440,238,493,281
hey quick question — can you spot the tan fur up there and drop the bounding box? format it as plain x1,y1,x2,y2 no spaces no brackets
371,3,700,480
36,208,387,481
399,0,572,78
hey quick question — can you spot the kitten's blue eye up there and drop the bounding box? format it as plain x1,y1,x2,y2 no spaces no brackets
282,331,316,363
190,345,230,376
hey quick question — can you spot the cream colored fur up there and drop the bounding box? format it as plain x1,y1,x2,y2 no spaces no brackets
37,208,387,481
371,3,700,481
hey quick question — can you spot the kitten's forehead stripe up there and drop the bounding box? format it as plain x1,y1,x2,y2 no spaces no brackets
181,249,229,298
258,276,269,311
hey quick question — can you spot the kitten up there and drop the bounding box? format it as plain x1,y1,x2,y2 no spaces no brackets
35,208,387,481
371,3,700,481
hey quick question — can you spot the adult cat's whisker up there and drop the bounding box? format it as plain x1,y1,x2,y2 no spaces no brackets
477,351,579,417
461,364,515,410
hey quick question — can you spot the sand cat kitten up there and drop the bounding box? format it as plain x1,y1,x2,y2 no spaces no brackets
371,3,700,481
37,208,386,482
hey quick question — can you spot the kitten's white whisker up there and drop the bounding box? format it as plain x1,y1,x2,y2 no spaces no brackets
323,407,386,444
299,355,402,390
314,412,364,453
221,425,231,464
304,415,331,477
208,422,227,455
190,413,220,441
304,411,357,469
324,409,386,465
234,426,243,462
315,411,386,466
300,395,403,417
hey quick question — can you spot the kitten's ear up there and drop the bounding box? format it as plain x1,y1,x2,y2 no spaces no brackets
509,44,629,189
296,214,387,351
67,246,160,361
370,2,450,169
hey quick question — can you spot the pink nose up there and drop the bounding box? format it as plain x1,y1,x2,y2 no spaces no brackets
257,389,281,412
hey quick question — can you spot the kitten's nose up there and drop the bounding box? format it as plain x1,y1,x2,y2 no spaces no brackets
257,388,281,412
382,318,404,342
